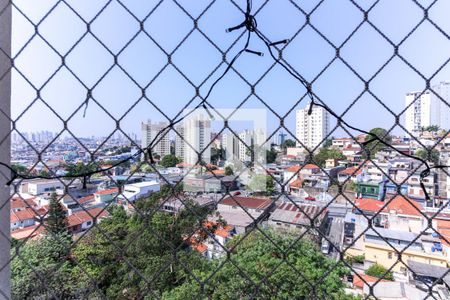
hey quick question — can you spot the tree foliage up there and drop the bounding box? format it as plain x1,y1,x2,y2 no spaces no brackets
415,148,440,165
12,187,357,299
160,154,180,168
247,174,275,195
65,162,98,189
11,163,28,174
164,230,355,300
365,263,394,281
363,128,392,158
314,148,346,167
12,234,76,299
266,148,278,164
224,166,234,176
281,139,296,149
211,147,225,164
46,192,68,235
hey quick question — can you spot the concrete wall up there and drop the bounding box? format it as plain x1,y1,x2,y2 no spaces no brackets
0,1,11,298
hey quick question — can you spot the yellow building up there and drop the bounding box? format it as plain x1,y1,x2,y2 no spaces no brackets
346,227,448,275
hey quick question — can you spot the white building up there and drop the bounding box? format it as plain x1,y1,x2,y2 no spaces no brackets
182,114,211,165
141,120,171,159
221,132,239,162
238,130,254,162
295,104,330,151
21,179,65,195
118,181,160,203
405,81,450,135
174,124,185,161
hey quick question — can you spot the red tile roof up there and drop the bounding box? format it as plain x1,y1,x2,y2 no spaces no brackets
67,208,109,227
339,166,362,176
78,194,95,204
289,178,303,188
285,165,301,173
10,208,37,223
220,196,273,210
95,188,119,195
10,197,38,210
353,274,389,289
355,195,422,216
11,225,44,240
385,195,422,216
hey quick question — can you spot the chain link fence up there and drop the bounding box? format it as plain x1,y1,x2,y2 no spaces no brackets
1,0,450,299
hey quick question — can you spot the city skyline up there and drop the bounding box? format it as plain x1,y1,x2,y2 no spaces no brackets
10,1,450,139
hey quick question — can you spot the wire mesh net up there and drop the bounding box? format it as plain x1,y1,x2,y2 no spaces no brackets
1,0,450,299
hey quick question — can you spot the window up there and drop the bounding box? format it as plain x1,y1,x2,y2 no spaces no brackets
86,221,92,226
388,252,392,259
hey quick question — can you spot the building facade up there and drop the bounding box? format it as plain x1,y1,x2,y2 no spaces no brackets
141,120,171,159
405,81,450,135
296,104,330,151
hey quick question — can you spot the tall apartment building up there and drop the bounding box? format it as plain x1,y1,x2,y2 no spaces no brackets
174,125,185,161
141,120,170,160
179,114,211,166
238,130,254,162
295,104,330,150
405,81,450,135
221,132,238,162
222,129,266,163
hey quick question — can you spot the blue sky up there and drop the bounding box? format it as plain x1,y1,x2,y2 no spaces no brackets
10,0,450,143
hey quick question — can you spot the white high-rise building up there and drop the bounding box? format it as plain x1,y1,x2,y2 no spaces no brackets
238,130,254,162
295,104,330,150
434,81,450,130
174,125,185,161
405,81,450,135
182,114,211,166
141,120,170,160
222,132,239,162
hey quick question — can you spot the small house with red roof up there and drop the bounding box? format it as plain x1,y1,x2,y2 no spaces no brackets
186,221,236,259
67,207,109,234
94,188,119,203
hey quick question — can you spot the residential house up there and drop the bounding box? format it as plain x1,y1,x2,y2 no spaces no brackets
332,137,353,150
118,181,160,203
10,208,38,231
355,227,447,274
67,207,109,234
217,196,274,233
268,202,327,234
94,188,119,203
338,165,362,183
187,221,236,259
21,179,65,195
354,195,424,233
407,171,438,203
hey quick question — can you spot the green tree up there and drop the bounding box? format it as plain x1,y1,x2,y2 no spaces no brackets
11,234,76,299
314,148,346,167
73,192,215,299
224,166,234,176
365,263,394,281
211,147,225,164
415,148,440,165
11,163,28,174
363,128,392,158
266,148,278,164
46,192,68,235
65,162,98,189
164,230,356,300
247,174,275,196
281,139,296,149
324,138,333,148
422,125,440,132
160,154,180,168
